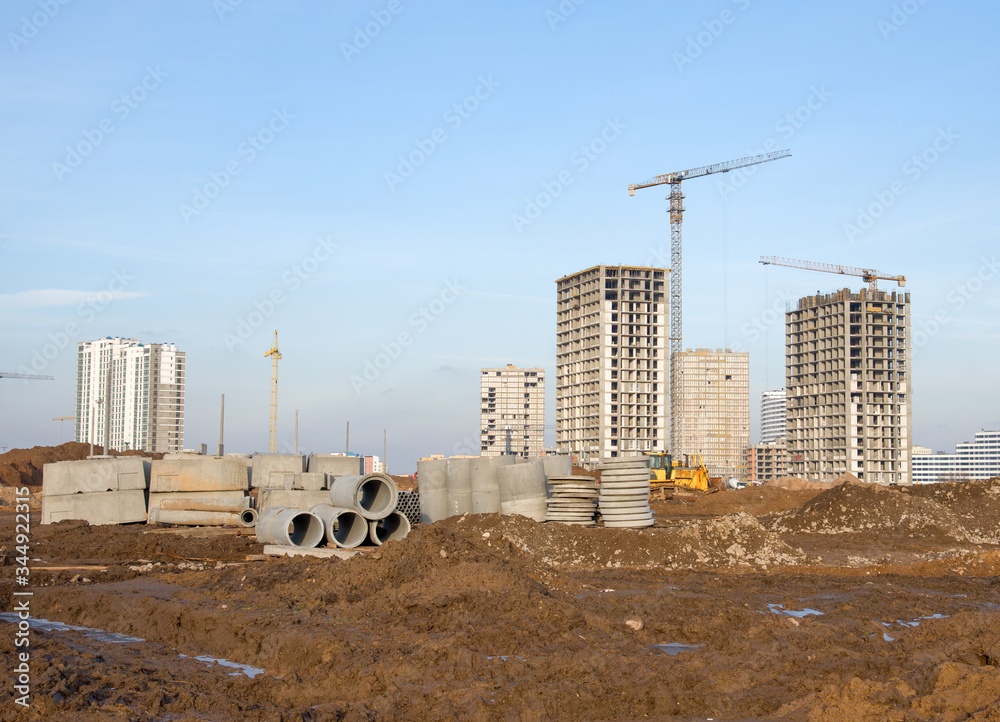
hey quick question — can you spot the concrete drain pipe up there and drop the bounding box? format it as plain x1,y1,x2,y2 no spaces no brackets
329,473,398,520
255,507,324,548
369,510,411,546
238,508,259,528
309,504,368,549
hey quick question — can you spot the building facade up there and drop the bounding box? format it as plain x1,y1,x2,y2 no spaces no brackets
75,337,185,453
746,439,790,483
672,348,749,479
556,265,668,464
760,389,787,443
786,288,911,484
480,364,545,457
911,430,1000,483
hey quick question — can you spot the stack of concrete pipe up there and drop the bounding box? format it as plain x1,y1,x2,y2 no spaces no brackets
147,456,251,527
256,472,409,548
597,457,654,528
41,458,150,525
545,475,599,525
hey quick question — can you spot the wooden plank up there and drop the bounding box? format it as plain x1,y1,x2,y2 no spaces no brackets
143,526,238,538
262,544,361,560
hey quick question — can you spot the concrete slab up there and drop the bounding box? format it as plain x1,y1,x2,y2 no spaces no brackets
306,454,362,477
261,472,328,490
250,454,306,488
150,457,249,493
262,544,361,560
257,489,331,512
42,458,150,497
41,489,147,525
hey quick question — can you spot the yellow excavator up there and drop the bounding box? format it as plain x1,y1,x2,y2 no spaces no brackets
647,452,716,498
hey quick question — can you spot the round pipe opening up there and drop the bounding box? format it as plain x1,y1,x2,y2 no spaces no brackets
369,511,411,546
286,511,324,548
358,477,394,517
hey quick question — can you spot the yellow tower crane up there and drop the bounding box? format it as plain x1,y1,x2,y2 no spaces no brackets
264,330,281,453
759,256,906,292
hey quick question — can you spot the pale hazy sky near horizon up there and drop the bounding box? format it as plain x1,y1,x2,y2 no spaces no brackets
2,1,998,472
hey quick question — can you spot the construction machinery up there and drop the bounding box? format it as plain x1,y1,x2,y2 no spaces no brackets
647,452,719,499
759,256,906,293
628,151,791,455
264,331,281,454
0,371,54,380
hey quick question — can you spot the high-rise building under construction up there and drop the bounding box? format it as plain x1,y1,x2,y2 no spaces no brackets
671,348,750,479
480,364,545,457
786,288,912,484
75,337,185,453
555,265,668,464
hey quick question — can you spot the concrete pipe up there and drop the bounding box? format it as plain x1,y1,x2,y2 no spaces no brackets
471,455,513,514
542,455,572,479
446,458,474,516
498,462,548,522
369,510,411,546
238,508,258,528
416,459,449,523
329,473,398,520
254,507,324,548
309,504,368,549
147,509,242,527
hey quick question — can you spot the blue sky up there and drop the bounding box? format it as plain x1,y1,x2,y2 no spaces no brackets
1,1,998,472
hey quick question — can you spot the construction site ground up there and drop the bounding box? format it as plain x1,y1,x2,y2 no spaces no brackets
1,451,999,719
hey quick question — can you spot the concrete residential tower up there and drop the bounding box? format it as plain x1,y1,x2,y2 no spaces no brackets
786,288,912,484
480,365,545,457
75,337,185,453
760,389,787,443
672,348,750,479
555,265,668,464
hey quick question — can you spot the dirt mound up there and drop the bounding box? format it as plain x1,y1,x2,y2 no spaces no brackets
904,477,1000,544
769,480,974,543
769,476,843,491
681,485,823,517
0,442,161,489
411,513,807,571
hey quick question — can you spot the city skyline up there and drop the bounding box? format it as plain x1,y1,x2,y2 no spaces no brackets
2,2,998,472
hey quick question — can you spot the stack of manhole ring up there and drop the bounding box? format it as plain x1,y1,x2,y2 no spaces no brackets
597,457,654,528
545,475,599,525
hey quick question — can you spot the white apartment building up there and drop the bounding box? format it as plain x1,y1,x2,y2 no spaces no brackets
786,288,911,484
556,265,668,464
672,348,750,479
760,388,787,443
480,365,545,457
912,430,1000,483
75,337,185,453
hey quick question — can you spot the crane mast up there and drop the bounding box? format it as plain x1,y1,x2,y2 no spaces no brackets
264,331,282,454
628,150,791,452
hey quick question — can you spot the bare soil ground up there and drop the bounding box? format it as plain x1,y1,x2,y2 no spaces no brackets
1,454,998,719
